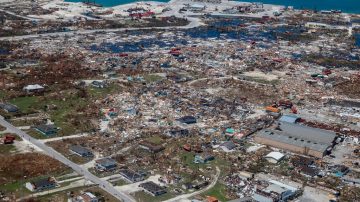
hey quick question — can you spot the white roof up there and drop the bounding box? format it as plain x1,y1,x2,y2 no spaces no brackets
23,84,44,90
269,180,298,192
265,151,284,161
84,192,96,198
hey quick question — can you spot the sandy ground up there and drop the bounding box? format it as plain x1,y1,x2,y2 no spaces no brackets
243,70,280,81
13,138,43,153
1,128,43,153
297,186,332,202
115,174,163,193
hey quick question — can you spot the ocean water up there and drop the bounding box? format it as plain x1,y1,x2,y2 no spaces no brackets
66,0,168,7
66,0,360,13
355,34,360,47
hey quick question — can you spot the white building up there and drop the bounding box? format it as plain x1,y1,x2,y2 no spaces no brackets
253,180,298,202
265,151,284,164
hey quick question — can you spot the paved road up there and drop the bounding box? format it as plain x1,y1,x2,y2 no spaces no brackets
40,132,89,143
0,116,135,202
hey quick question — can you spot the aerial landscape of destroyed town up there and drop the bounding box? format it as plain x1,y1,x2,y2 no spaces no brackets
0,0,359,201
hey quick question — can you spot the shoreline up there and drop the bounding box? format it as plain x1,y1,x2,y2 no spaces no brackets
63,0,360,14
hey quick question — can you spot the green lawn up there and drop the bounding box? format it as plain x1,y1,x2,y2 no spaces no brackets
88,83,120,98
0,180,31,196
112,179,128,186
11,92,92,136
26,129,50,139
9,96,39,114
201,182,229,202
46,96,88,135
0,169,74,198
145,135,164,144
132,190,175,202
143,74,164,83
180,152,199,170
7,86,115,138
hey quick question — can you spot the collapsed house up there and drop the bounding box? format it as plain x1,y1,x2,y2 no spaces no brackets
252,180,298,202
139,141,165,153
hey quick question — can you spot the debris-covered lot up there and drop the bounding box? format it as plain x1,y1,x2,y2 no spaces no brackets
0,0,360,201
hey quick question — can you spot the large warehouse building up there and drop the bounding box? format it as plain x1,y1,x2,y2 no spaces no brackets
254,120,337,158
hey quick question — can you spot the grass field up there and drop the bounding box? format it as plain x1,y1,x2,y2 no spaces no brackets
9,96,39,114
5,84,121,139
201,182,229,202
26,129,50,139
9,91,92,136
0,180,32,198
143,74,164,83
111,179,128,186
133,190,175,202
88,83,121,98
145,135,164,144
